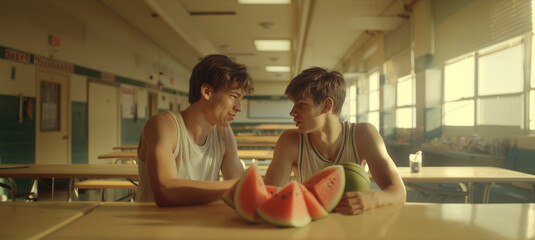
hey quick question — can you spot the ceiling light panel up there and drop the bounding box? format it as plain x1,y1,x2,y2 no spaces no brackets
265,66,290,72
238,0,291,4
254,40,290,51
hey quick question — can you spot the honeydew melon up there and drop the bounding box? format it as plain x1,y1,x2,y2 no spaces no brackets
256,181,311,227
303,165,345,212
341,162,371,192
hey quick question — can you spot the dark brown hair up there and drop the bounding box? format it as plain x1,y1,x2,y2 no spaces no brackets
285,67,346,115
188,54,254,103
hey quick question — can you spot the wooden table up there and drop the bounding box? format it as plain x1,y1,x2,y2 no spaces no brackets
0,164,138,201
0,202,99,239
98,151,137,160
238,150,274,160
232,124,296,131
41,201,535,240
237,141,276,148
98,150,274,161
397,166,535,203
112,144,138,150
235,135,280,143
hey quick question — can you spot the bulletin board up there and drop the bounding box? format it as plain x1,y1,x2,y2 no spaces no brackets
248,99,293,119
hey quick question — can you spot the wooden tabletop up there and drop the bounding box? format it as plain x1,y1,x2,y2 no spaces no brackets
238,150,274,160
0,202,99,239
98,150,274,160
0,164,138,179
112,142,277,150
41,201,535,240
112,144,138,150
237,141,276,148
232,124,296,131
397,166,535,183
235,135,280,143
98,151,138,159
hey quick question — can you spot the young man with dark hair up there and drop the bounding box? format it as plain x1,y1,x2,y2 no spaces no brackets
136,54,254,206
264,67,406,215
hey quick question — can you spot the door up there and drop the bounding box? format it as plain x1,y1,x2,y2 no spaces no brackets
148,92,158,117
88,81,119,164
36,69,70,164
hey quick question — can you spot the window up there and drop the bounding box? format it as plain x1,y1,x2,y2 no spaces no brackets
477,39,524,127
368,72,380,129
396,75,415,128
443,55,475,126
357,78,368,123
349,84,357,123
443,37,525,128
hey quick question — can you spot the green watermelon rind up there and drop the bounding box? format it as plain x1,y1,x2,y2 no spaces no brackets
221,181,238,209
257,208,311,228
304,165,346,213
233,165,268,224
256,182,312,228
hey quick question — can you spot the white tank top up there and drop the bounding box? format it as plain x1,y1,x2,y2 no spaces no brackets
297,121,360,182
136,111,226,202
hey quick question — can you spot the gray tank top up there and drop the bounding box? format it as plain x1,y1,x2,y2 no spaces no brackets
136,111,226,202
297,121,360,182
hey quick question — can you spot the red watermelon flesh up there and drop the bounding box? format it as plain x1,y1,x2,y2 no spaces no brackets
298,184,328,220
233,165,270,223
266,185,278,197
222,180,238,208
256,181,311,227
303,165,345,212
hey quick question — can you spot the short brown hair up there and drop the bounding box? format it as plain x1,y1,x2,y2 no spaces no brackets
189,54,254,103
285,67,346,115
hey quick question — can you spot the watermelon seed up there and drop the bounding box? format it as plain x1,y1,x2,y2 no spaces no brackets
281,195,286,200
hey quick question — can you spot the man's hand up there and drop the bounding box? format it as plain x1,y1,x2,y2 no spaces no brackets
334,191,375,215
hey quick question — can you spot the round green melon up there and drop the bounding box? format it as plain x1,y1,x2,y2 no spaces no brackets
341,162,371,192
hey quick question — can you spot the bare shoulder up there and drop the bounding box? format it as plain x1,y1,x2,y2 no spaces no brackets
354,122,381,141
142,112,177,144
277,129,300,147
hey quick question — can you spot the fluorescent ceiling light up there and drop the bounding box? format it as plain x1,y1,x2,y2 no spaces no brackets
238,0,291,4
265,66,290,72
254,40,290,51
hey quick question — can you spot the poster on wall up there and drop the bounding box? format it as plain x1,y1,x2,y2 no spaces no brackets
121,88,135,118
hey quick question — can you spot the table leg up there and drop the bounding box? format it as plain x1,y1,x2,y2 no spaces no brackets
482,182,494,203
68,178,73,202
467,182,473,203
51,177,55,201
7,178,16,202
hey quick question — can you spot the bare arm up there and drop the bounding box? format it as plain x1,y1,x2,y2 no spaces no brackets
220,126,245,179
142,114,238,207
336,123,406,215
264,130,299,187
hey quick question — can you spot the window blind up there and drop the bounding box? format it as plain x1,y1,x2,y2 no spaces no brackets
433,0,531,64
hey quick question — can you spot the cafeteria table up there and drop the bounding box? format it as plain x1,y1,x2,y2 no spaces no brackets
397,166,535,203
0,164,138,201
39,201,535,240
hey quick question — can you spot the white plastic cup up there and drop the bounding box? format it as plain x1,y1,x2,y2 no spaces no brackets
409,151,422,173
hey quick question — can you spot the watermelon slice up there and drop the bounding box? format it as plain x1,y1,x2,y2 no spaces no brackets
233,164,270,223
222,180,238,208
303,165,345,212
266,185,279,197
298,183,328,220
256,181,312,227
